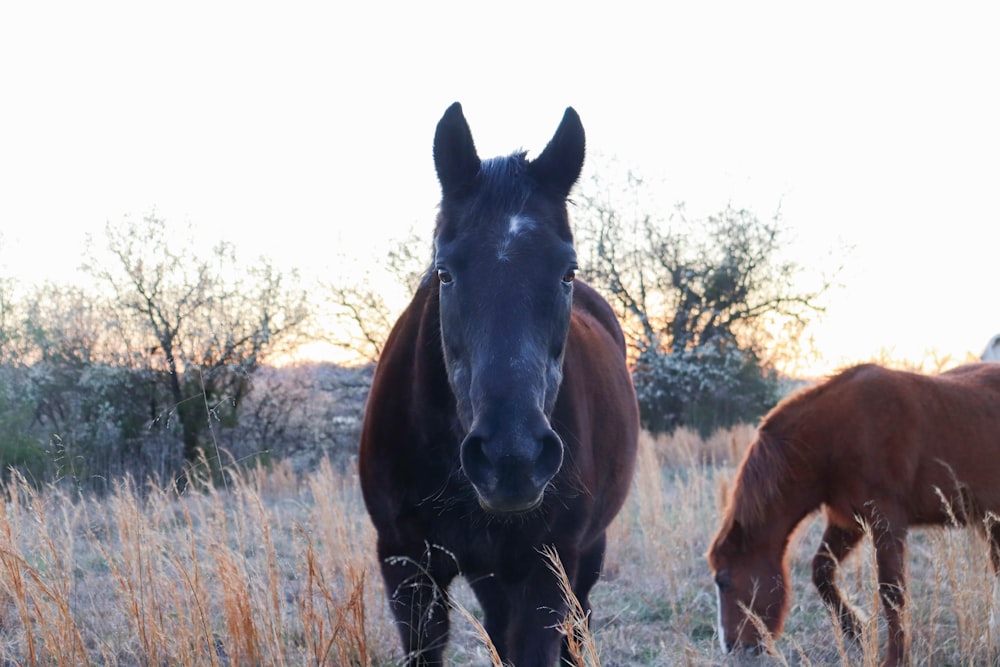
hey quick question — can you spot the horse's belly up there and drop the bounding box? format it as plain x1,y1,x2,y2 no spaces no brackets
911,458,1000,523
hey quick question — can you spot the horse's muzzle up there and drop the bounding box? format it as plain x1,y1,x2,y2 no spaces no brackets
460,427,564,513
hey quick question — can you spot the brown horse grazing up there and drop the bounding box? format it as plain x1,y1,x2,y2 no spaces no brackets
708,362,1000,667
359,103,639,666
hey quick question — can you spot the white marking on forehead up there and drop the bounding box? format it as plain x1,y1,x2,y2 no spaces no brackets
508,214,534,236
498,214,536,261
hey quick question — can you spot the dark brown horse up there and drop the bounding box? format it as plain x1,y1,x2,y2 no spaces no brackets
359,103,639,666
708,362,1000,667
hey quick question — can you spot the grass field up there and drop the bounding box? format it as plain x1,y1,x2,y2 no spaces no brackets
0,426,996,665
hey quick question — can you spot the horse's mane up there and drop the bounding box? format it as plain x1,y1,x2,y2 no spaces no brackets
728,428,794,530
726,367,875,530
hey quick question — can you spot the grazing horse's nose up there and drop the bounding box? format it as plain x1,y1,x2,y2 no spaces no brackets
460,422,564,513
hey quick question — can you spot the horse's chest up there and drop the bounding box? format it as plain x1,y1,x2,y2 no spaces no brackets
418,502,551,576
464,525,545,580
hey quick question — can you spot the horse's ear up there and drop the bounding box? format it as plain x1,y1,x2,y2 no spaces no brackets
529,107,585,198
434,102,481,198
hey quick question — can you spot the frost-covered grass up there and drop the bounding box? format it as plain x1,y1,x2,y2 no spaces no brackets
0,427,996,665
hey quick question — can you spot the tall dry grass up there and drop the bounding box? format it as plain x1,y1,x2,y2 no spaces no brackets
0,427,996,665
0,460,394,665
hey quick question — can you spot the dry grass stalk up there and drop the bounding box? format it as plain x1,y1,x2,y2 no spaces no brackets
297,524,373,666
0,471,89,665
450,598,505,667
542,545,600,667
0,427,994,664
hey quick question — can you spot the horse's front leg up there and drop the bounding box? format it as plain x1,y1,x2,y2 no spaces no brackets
985,518,1000,635
468,573,511,658
812,522,865,640
377,536,459,666
503,550,580,667
988,517,1000,574
871,519,909,667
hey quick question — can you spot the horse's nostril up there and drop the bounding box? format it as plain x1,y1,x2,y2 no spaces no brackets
535,430,564,484
460,433,494,487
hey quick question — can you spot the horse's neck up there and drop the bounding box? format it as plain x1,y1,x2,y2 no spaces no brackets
412,284,459,410
739,452,824,552
764,489,823,552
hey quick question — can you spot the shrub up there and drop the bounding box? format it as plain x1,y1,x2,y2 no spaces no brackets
633,342,780,436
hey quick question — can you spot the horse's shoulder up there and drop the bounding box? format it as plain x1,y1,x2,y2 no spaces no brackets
360,280,452,522
363,278,447,434
374,278,439,364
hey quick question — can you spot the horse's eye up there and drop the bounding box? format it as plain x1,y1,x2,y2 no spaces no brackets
438,268,453,285
714,570,732,591
562,269,576,284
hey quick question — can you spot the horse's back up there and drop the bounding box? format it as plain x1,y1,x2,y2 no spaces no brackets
916,364,1000,515
803,363,1000,524
940,360,1000,388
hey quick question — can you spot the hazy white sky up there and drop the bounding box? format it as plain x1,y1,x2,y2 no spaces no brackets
1,2,998,374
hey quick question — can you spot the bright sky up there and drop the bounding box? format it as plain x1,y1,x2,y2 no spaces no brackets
1,2,997,375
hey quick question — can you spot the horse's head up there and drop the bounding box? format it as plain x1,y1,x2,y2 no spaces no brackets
431,102,585,514
707,519,789,654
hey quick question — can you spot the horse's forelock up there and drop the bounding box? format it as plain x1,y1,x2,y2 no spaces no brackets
464,154,533,216
479,153,528,187
436,152,573,243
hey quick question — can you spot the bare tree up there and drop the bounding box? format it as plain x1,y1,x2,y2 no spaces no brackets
0,236,26,367
321,231,430,363
324,282,396,363
0,281,166,487
0,275,20,366
84,215,310,464
575,171,837,433
0,253,48,482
